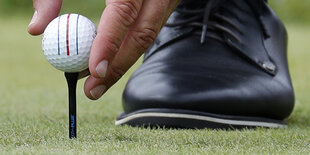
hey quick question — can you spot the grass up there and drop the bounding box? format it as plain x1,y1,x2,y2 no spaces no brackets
0,17,310,154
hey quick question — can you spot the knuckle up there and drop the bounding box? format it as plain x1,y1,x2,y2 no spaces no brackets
104,39,119,55
109,0,139,26
132,27,157,51
97,33,120,55
110,65,126,80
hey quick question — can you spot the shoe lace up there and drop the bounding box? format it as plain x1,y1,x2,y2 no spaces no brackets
165,0,269,45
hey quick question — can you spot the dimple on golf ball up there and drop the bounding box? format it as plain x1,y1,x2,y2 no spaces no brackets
42,13,96,73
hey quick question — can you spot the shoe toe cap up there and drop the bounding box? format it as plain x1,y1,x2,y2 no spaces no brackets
123,69,294,120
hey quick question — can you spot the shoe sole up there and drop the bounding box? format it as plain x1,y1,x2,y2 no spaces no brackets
115,108,287,129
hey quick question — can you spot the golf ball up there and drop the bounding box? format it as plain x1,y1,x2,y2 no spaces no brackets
42,13,96,73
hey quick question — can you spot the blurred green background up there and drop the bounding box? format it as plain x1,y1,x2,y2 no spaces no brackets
1,0,310,24
0,0,310,154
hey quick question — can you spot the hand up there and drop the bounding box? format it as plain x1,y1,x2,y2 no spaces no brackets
28,0,180,100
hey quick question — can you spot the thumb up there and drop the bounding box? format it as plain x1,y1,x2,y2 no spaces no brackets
28,0,63,35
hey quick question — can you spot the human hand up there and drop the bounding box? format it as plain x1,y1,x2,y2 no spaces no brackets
28,0,180,100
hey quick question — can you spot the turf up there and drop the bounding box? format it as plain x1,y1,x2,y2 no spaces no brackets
0,17,310,154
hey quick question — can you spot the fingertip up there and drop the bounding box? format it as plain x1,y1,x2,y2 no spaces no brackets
90,85,107,100
28,22,45,35
27,12,57,35
84,76,107,100
88,36,110,79
27,10,41,35
88,38,100,78
84,76,97,100
28,0,62,35
88,63,99,79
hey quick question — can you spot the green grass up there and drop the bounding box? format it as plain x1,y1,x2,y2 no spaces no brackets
0,17,310,154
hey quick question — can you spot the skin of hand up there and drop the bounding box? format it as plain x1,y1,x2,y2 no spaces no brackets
28,0,181,100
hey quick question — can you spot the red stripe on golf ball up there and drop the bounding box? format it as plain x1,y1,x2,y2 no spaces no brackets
66,14,71,56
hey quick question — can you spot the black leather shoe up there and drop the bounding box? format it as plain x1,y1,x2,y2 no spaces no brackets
116,0,295,129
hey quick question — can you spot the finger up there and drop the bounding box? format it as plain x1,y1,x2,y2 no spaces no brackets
84,76,107,100
28,0,62,35
88,0,143,79
109,0,181,72
84,0,181,100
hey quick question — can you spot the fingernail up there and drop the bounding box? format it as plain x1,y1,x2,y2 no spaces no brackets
90,85,106,100
96,60,108,78
28,10,38,28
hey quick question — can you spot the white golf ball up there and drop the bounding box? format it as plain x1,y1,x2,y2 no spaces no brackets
42,13,96,73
